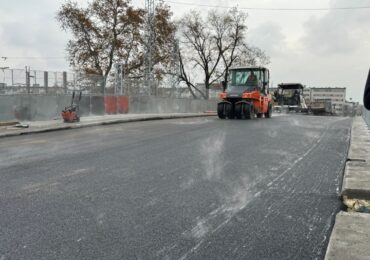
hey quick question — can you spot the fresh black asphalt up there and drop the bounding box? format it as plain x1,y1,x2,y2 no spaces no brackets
0,115,352,259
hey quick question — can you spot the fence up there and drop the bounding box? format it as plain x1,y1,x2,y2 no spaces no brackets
0,68,220,99
0,69,74,95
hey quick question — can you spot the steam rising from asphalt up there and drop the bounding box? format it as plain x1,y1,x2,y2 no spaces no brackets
183,132,256,246
200,132,226,180
199,132,253,211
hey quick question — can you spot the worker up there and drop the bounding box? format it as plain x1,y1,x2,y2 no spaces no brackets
293,89,300,105
364,69,370,109
246,71,262,93
246,71,257,85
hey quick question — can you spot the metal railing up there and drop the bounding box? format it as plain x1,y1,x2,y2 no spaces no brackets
363,107,370,126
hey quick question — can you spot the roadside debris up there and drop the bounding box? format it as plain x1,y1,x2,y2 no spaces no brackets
343,196,370,213
14,123,29,128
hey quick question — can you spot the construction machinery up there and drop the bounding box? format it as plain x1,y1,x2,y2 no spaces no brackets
217,66,272,119
273,83,308,113
61,91,82,123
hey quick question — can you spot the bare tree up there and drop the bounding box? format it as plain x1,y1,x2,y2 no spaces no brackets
234,44,270,67
178,11,225,99
210,8,247,86
178,49,207,99
211,8,270,85
177,8,270,98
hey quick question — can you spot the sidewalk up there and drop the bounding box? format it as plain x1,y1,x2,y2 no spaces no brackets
325,116,370,260
0,112,216,138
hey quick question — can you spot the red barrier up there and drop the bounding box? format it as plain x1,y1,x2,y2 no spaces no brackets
117,96,129,113
104,96,117,114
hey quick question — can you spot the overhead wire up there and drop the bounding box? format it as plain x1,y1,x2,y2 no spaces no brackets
164,1,370,11
1,57,65,60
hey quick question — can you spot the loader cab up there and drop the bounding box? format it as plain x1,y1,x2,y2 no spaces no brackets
226,66,270,96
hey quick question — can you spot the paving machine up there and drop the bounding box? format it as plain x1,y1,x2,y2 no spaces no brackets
217,66,272,119
61,91,82,123
273,83,308,113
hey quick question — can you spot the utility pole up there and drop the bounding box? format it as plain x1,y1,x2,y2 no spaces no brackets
25,66,31,94
144,0,155,94
114,63,124,95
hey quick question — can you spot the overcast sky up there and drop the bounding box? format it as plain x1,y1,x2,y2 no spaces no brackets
0,0,369,102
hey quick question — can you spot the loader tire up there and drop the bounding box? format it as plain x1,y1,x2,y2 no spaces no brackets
235,103,242,119
217,103,226,119
245,103,255,120
265,103,272,118
225,103,234,119
227,104,235,119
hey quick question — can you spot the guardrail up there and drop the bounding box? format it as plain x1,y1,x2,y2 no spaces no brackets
363,107,370,126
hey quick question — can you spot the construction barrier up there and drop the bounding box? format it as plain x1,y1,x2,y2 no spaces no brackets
117,96,129,113
104,96,129,114
91,96,105,115
104,96,118,114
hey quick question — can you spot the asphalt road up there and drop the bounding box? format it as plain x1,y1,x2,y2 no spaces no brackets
0,114,352,260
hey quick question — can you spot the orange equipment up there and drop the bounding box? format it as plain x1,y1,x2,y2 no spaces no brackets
61,91,82,123
217,66,272,119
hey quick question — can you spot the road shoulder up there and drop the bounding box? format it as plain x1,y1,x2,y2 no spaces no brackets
325,116,370,259
0,113,216,138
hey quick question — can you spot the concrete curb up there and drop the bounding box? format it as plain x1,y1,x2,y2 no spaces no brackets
325,211,370,260
0,121,19,127
325,117,370,260
341,117,370,211
0,113,216,138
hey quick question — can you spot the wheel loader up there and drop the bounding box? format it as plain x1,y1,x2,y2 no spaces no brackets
217,66,272,119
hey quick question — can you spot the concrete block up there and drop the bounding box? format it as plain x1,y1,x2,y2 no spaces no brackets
90,96,105,115
0,95,17,121
325,211,370,260
78,96,92,116
347,142,370,161
342,161,370,208
13,95,37,121
31,96,59,120
351,136,370,144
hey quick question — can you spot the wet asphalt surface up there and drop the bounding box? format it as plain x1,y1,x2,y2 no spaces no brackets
0,114,352,259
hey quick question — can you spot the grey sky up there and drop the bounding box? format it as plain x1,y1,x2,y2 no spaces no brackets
0,0,369,102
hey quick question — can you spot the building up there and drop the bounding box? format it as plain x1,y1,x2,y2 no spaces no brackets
303,88,310,102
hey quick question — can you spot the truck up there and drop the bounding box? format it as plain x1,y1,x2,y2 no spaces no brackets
309,99,333,115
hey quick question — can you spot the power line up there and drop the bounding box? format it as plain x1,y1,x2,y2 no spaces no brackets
1,56,65,60
164,1,370,11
